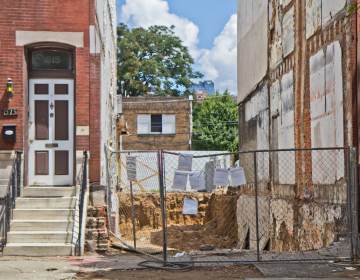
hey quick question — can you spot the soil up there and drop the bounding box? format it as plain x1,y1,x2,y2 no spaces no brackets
118,189,240,252
75,265,261,280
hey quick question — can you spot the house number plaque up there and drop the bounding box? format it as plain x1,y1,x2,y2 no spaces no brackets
3,109,17,117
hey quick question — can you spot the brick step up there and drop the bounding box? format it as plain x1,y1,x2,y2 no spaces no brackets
86,217,106,229
85,229,109,240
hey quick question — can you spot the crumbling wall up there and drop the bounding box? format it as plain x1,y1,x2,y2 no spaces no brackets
238,0,354,254
236,182,348,252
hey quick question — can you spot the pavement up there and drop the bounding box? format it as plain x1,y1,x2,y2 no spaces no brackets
0,252,359,279
0,252,144,280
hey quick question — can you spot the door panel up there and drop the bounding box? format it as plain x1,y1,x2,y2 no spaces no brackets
55,84,68,95
55,100,69,140
29,79,74,186
55,150,69,175
35,151,49,175
34,84,49,95
35,101,49,140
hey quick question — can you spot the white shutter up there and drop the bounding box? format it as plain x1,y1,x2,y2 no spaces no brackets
137,115,151,134
162,115,176,134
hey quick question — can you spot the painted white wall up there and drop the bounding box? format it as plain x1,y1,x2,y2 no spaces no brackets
237,0,268,103
92,0,117,188
310,41,344,183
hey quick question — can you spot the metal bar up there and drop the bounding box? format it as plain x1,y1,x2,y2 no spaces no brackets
350,147,359,261
166,257,351,265
158,150,168,263
111,150,160,154
254,151,261,262
77,151,88,256
160,147,349,160
346,148,354,261
129,180,137,249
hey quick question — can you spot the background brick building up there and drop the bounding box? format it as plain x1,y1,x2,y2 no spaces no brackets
121,96,192,151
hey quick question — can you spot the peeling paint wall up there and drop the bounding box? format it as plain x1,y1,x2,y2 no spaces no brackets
237,0,354,254
238,0,268,102
282,7,295,57
310,41,344,183
306,0,346,38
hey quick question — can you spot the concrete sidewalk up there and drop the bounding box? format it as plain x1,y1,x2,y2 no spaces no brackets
0,253,359,279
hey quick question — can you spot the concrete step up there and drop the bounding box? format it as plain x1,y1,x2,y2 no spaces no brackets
0,179,9,186
7,231,72,243
3,243,74,256
0,166,12,178
10,220,74,231
13,209,75,220
16,197,76,209
23,187,76,197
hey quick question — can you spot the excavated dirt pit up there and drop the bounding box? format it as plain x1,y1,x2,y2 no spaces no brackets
118,189,240,252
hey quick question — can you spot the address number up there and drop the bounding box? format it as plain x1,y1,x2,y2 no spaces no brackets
3,109,17,117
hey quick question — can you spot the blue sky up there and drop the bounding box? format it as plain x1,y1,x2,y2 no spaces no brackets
116,0,237,94
117,0,237,49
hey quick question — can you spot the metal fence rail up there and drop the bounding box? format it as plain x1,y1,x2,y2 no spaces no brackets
0,152,22,253
115,147,358,264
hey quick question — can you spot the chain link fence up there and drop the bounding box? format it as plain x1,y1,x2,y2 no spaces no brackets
115,147,358,263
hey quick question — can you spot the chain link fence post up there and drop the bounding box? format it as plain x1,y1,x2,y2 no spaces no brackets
158,150,168,263
254,151,261,262
349,147,359,261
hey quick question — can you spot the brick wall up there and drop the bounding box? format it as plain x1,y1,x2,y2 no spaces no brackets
122,96,191,151
0,0,106,183
238,0,357,196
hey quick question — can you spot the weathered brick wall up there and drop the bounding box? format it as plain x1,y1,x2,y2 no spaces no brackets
122,96,191,151
238,0,356,195
237,0,356,253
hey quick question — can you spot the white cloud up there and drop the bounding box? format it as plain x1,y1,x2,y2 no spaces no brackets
120,0,237,94
198,14,237,94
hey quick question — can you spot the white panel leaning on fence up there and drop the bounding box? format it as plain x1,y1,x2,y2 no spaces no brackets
172,152,247,192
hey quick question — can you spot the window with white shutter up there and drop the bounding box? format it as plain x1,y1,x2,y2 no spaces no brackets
137,114,151,134
162,114,176,134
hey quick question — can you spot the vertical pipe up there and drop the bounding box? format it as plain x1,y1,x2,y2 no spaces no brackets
158,150,168,263
254,151,261,262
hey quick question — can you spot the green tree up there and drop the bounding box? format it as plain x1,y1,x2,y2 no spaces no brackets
117,23,202,96
192,91,239,152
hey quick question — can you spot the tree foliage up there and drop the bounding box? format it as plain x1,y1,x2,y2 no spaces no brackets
192,91,239,152
117,23,202,96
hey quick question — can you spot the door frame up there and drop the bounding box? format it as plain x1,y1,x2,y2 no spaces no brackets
25,43,76,187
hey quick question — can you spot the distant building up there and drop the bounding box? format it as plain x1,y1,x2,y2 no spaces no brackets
190,81,215,96
122,96,192,150
194,91,208,102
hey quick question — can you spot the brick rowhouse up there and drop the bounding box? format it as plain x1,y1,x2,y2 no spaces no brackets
0,0,117,185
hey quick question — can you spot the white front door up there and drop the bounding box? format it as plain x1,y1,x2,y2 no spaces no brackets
28,79,74,186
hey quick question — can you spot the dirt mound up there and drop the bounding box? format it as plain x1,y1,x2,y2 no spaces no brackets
118,189,240,251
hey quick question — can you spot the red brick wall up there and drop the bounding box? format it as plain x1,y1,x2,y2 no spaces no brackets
0,0,101,183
